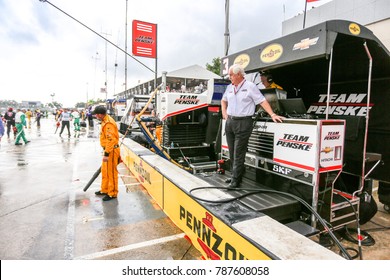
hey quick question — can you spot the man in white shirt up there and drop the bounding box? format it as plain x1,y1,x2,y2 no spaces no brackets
221,64,283,188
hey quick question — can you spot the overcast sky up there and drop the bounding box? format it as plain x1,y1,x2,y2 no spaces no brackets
0,0,331,107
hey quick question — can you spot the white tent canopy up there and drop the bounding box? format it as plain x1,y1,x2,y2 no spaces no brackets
167,64,221,80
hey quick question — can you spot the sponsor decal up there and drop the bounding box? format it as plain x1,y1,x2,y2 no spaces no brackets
133,160,151,184
307,93,373,116
272,164,292,175
132,20,157,58
321,147,334,153
293,37,319,50
179,206,247,260
323,131,340,141
260,44,283,63
320,146,342,163
233,54,250,69
254,124,268,131
271,163,312,182
174,95,200,105
259,162,312,183
134,35,154,44
276,134,313,151
349,23,361,36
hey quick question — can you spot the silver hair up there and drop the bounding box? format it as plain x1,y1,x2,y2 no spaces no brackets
229,64,246,76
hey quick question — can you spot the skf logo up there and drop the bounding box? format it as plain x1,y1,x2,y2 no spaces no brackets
293,37,319,50
260,44,283,63
233,54,250,69
349,23,361,35
179,206,247,260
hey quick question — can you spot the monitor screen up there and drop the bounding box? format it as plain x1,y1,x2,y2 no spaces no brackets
207,79,230,105
278,98,307,114
213,83,228,101
258,88,287,114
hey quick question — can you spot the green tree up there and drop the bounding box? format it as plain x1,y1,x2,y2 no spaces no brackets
75,102,87,108
206,57,221,76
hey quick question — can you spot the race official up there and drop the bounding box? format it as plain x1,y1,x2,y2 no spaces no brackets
93,106,121,201
221,64,283,188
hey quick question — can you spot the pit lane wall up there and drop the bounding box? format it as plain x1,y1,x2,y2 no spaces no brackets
120,138,342,260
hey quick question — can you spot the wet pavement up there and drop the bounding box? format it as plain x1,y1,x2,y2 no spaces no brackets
0,117,201,260
1,117,389,261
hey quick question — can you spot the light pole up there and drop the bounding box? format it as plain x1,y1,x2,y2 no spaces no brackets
101,30,111,101
86,83,89,107
50,93,55,108
92,52,99,100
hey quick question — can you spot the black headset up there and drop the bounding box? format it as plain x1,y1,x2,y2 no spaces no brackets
261,71,273,83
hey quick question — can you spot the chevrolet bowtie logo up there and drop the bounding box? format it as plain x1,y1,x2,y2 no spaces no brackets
293,37,319,50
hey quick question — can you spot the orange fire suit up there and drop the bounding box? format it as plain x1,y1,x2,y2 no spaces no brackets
99,114,120,198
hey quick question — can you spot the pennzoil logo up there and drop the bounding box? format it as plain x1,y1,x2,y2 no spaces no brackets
349,23,361,36
174,95,200,105
293,37,319,50
179,206,247,260
260,44,283,63
233,54,250,69
133,160,151,184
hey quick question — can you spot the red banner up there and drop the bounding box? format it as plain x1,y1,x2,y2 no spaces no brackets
132,20,157,58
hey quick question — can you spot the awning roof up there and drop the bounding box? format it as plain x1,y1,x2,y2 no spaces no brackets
222,20,390,74
166,64,221,80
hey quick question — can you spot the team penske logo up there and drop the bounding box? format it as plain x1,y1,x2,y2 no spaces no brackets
307,93,372,116
179,206,247,260
174,95,200,105
349,23,361,35
276,134,313,151
260,44,283,63
234,54,250,69
293,37,319,50
324,131,340,141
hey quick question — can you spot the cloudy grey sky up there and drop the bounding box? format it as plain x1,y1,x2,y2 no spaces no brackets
0,0,331,107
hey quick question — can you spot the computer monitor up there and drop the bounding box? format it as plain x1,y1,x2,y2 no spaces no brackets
259,88,287,114
278,98,307,114
207,79,230,105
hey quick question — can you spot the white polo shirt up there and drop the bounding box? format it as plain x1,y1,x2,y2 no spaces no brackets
222,80,265,117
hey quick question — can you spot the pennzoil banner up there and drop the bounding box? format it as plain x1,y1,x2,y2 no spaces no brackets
132,20,157,58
